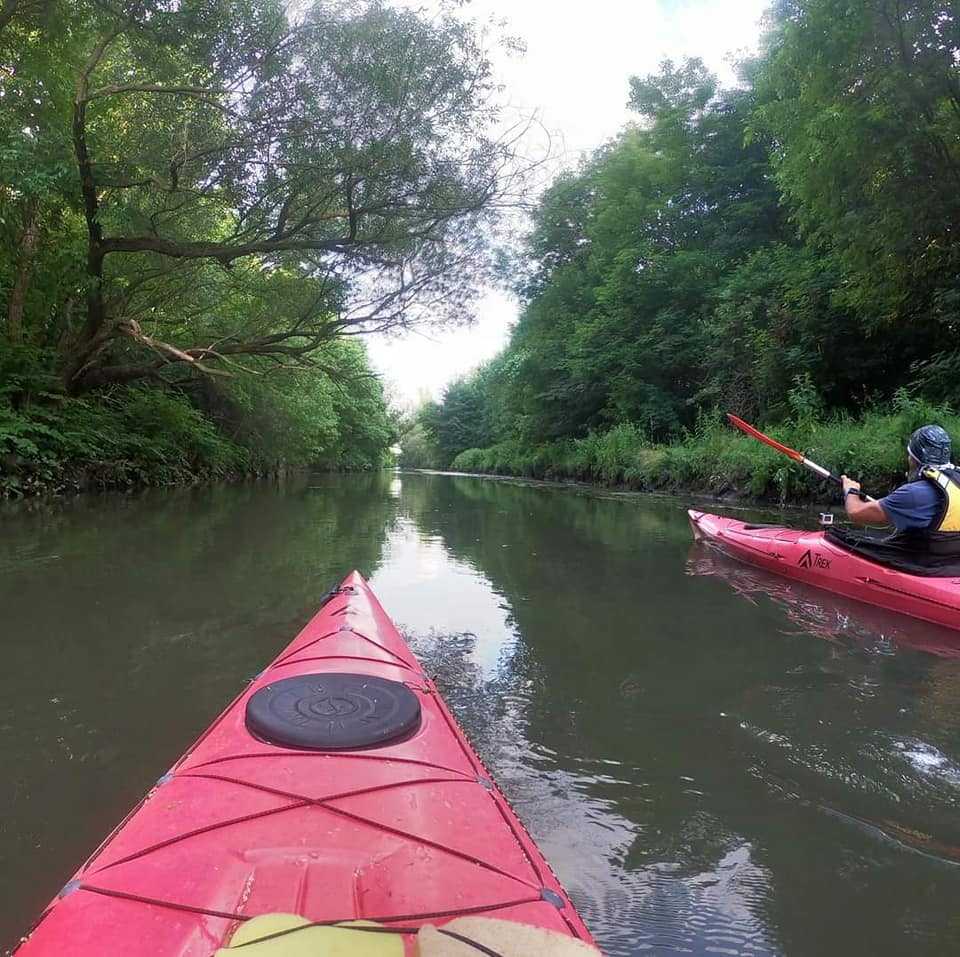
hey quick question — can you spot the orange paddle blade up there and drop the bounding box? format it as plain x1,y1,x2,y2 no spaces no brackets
726,413,805,464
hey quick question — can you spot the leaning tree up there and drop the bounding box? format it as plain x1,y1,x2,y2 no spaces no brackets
13,0,531,391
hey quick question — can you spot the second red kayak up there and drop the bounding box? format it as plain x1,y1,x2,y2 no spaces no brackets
689,510,960,632
16,572,597,955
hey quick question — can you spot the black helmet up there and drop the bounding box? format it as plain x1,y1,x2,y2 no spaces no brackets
907,424,953,466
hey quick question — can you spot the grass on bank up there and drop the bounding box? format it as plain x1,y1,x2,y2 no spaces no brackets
450,391,959,503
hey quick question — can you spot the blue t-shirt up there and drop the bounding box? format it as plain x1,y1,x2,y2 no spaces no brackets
879,480,942,531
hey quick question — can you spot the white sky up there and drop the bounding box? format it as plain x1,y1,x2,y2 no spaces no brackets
368,0,770,408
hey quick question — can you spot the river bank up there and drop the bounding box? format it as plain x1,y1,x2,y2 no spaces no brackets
0,378,393,498
447,396,960,506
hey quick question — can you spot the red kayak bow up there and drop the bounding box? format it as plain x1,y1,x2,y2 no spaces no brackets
16,572,597,955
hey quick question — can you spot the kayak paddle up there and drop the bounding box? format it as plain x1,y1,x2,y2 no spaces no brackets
727,413,869,500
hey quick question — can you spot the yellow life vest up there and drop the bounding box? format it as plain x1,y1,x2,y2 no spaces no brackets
214,914,603,956
215,916,402,956
920,467,960,533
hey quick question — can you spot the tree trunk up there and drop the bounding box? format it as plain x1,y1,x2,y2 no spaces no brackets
63,30,125,393
6,201,39,345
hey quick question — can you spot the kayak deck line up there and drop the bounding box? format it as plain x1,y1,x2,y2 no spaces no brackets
56,881,551,930
268,653,419,673
84,769,509,878
186,748,473,778
854,576,960,613
17,572,595,954
274,625,419,670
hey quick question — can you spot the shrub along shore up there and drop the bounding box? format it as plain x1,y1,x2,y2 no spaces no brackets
0,345,394,498
0,390,391,498
447,395,958,506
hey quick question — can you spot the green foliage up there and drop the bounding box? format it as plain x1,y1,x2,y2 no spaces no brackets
0,0,515,391
437,5,960,496
0,341,393,496
397,400,444,469
213,341,394,471
398,422,442,469
447,57,791,447
1,1,458,492
752,0,960,324
9,0,960,497
786,373,824,429
436,375,494,462
451,398,960,504
452,423,663,487
0,388,245,496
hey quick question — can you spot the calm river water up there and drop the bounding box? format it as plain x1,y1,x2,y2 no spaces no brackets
3,472,960,955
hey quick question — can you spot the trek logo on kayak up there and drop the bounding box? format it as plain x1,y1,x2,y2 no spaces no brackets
798,550,831,570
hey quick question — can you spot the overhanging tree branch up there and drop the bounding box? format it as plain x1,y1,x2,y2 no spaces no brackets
83,84,231,104
61,1,537,393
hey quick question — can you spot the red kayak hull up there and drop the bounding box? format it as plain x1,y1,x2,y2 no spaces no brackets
16,571,595,954
689,510,960,632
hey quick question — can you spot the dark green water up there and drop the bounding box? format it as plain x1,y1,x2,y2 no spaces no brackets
4,472,960,956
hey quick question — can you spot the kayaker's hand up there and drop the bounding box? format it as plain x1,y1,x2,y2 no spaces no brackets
841,475,861,498
840,475,886,525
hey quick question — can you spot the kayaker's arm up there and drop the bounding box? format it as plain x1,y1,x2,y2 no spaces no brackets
841,476,889,526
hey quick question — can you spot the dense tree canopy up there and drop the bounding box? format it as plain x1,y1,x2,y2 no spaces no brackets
0,0,524,488
431,0,960,468
754,0,960,322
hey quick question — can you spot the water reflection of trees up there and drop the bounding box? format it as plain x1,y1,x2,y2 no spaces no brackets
1,472,398,941
397,474,960,957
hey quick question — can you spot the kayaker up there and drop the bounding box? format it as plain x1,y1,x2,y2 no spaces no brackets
841,425,960,551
